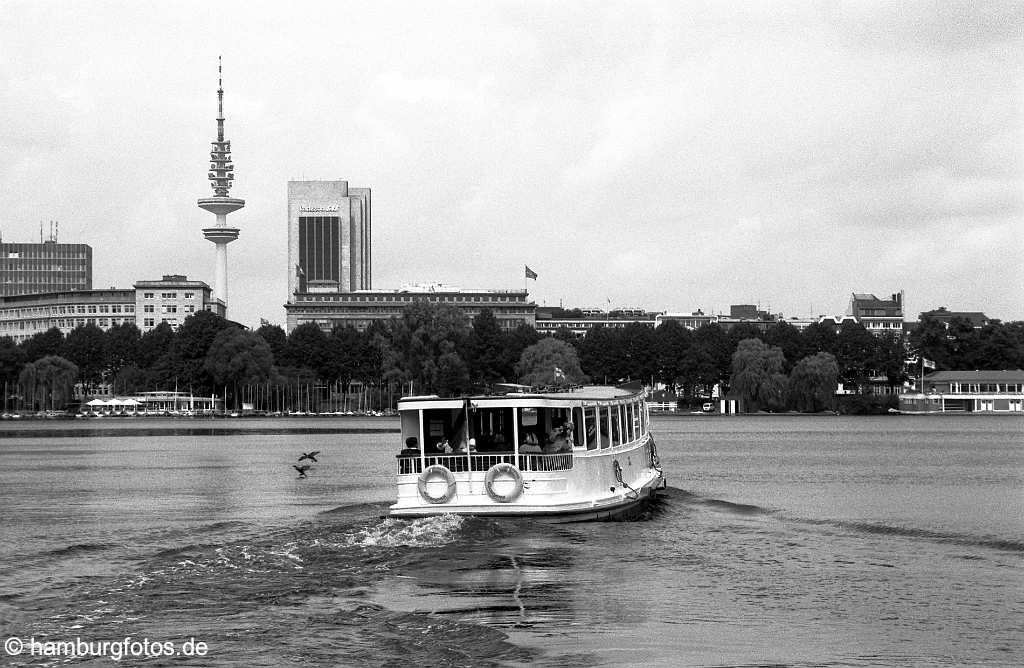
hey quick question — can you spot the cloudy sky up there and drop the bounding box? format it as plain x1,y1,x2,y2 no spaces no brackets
1,0,1021,327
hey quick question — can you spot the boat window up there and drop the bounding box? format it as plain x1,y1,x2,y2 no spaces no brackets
597,406,611,449
585,406,599,450
610,405,620,445
569,407,584,449
418,407,470,454
473,407,514,452
400,410,420,453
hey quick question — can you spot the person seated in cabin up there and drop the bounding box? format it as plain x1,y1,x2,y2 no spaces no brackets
520,430,541,453
435,438,452,454
401,436,419,455
543,425,572,454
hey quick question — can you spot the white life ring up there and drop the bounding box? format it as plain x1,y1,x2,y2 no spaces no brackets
484,463,524,503
418,465,457,504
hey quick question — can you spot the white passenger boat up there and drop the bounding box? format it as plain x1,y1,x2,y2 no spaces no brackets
389,386,665,522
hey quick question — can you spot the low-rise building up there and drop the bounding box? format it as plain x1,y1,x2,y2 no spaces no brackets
919,307,990,329
653,311,717,330
0,289,136,342
849,291,904,336
285,283,535,333
899,370,1024,413
536,308,657,337
0,275,223,341
134,275,224,332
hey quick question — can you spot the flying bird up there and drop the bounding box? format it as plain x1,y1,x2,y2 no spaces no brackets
293,464,311,478
298,451,320,463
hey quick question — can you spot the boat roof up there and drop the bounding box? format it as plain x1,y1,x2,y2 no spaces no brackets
397,386,644,410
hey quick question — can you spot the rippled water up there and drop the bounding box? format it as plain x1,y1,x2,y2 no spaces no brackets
0,415,1021,666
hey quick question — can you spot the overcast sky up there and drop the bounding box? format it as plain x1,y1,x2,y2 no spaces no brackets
1,0,1021,328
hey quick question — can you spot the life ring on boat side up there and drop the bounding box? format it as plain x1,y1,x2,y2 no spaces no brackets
484,463,524,503
418,465,457,504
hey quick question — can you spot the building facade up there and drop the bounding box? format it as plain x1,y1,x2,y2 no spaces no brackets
286,285,534,333
536,308,657,337
134,275,223,332
0,275,223,341
287,180,371,297
0,289,135,342
0,241,92,297
899,370,1024,413
849,291,904,335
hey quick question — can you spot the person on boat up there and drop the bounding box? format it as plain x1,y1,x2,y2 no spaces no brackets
436,438,452,453
543,425,572,454
520,430,541,453
402,437,419,455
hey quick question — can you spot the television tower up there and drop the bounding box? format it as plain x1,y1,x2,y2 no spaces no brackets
198,56,243,315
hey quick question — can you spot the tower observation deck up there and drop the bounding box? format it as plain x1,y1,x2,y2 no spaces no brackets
198,56,243,314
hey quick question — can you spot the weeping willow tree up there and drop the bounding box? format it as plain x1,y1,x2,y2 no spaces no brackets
18,355,79,411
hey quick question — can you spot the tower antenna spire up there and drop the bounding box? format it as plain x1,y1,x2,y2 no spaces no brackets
198,56,244,317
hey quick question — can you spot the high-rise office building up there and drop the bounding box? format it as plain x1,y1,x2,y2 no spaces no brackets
287,180,371,296
0,240,92,297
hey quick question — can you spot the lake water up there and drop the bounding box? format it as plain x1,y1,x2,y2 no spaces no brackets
0,415,1021,666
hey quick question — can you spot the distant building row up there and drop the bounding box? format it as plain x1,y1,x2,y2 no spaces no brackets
0,274,223,343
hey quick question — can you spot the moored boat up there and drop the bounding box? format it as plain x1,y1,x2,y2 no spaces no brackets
389,385,665,522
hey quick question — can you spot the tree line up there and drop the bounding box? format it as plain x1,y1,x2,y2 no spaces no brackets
1,304,1020,413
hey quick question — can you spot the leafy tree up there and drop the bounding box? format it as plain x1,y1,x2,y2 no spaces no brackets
834,321,881,388
969,321,1024,370
21,327,64,362
282,322,331,377
677,345,718,401
103,322,142,380
0,336,26,399
174,311,234,393
619,323,658,383
907,315,951,370
138,322,176,368
435,345,471,396
764,321,805,372
325,325,365,388
387,302,471,395
255,321,288,361
788,352,839,412
204,328,278,387
802,321,838,358
504,324,541,377
63,323,107,392
653,320,692,392
112,365,150,395
19,355,78,411
465,308,507,386
692,324,732,393
515,337,588,387
729,338,787,412
578,325,619,384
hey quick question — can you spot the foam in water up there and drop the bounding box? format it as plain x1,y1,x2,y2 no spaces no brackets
344,515,467,549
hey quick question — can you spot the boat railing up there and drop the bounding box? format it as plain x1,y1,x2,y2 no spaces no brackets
397,452,573,475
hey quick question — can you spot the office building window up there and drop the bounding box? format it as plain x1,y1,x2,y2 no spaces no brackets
298,216,341,283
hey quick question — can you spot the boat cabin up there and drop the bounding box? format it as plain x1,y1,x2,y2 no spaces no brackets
396,389,651,476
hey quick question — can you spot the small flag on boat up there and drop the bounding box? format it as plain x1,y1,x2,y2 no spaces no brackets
525,265,538,280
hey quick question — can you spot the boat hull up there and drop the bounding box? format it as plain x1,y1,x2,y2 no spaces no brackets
389,465,665,523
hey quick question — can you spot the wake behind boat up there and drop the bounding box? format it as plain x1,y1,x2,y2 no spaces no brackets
389,385,665,522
